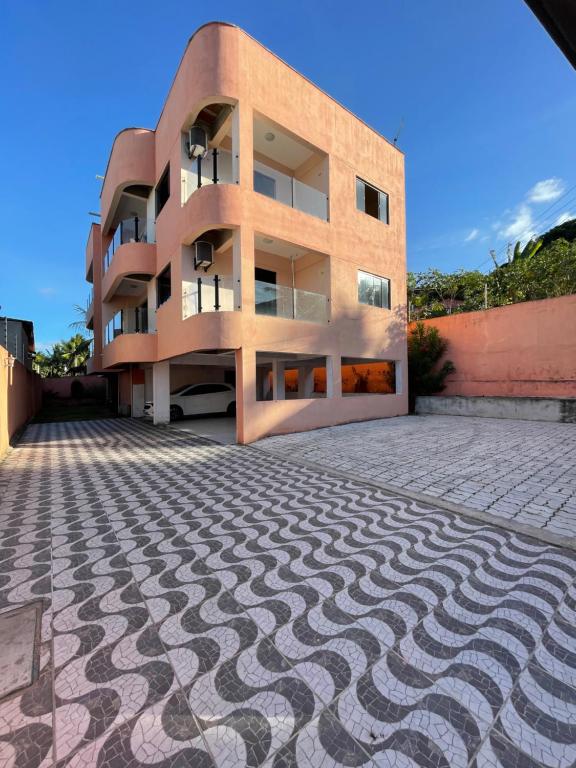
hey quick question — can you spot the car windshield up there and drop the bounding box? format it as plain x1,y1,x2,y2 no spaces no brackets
170,385,193,395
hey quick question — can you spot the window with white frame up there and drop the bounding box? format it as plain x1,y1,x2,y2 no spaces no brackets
357,270,390,309
356,177,389,223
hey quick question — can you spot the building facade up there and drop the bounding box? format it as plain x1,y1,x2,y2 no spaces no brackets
0,317,35,370
85,22,408,443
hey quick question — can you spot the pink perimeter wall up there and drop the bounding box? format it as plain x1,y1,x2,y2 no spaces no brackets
1,347,42,457
420,294,576,398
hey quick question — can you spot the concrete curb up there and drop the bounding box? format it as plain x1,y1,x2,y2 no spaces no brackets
254,445,576,553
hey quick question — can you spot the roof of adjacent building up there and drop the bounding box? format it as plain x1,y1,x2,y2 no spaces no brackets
525,0,576,69
0,317,35,345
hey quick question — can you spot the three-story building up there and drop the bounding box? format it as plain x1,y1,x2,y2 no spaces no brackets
85,22,408,443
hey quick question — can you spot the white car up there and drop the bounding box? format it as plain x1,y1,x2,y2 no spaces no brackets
144,383,236,421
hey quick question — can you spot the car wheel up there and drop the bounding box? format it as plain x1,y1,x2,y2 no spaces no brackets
170,405,184,421
226,402,236,416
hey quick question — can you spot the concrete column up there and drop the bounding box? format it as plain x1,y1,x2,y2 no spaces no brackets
298,366,314,398
272,360,285,400
326,355,340,399
235,347,255,444
152,361,170,424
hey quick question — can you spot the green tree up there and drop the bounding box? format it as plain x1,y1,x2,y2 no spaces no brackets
408,269,486,319
34,334,91,377
407,322,455,411
60,334,91,375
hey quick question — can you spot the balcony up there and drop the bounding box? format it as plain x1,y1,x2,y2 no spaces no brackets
253,161,328,221
181,148,235,205
105,307,153,345
254,232,330,324
253,113,329,222
255,281,328,324
182,274,235,319
104,217,155,273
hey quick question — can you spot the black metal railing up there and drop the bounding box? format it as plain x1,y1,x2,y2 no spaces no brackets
104,217,155,272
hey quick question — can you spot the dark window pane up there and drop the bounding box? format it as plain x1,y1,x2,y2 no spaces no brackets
255,267,276,285
254,171,276,199
364,184,379,218
356,177,389,224
189,383,229,395
156,164,170,216
157,265,171,307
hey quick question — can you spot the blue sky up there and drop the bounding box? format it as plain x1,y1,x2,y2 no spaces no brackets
1,0,575,349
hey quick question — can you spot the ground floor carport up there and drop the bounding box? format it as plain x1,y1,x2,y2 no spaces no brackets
117,341,407,444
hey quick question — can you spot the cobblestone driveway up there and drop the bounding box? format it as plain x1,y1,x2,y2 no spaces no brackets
259,415,576,538
1,419,576,768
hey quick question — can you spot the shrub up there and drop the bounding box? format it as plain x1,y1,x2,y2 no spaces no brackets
408,322,455,411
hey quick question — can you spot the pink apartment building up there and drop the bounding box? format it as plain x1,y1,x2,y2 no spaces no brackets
85,22,408,443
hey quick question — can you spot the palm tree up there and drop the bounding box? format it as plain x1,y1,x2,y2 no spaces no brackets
69,304,90,332
60,334,91,375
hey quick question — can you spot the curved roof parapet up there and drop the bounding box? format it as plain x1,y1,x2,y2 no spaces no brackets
158,20,401,153
100,128,156,231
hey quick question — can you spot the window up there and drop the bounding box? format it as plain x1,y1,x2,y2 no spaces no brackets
254,170,276,199
358,271,390,309
157,265,171,307
356,177,389,223
155,164,170,216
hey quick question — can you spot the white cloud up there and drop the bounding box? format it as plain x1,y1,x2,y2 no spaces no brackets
38,287,57,296
555,211,574,226
527,177,565,203
491,176,569,249
499,204,535,243
464,228,479,242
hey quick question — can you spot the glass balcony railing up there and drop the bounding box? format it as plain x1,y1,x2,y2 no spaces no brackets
104,217,155,273
182,275,235,319
105,307,153,345
253,160,328,221
181,148,235,205
255,280,328,323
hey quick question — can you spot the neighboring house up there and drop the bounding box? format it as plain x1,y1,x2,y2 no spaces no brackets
525,0,576,70
0,317,35,370
85,22,407,443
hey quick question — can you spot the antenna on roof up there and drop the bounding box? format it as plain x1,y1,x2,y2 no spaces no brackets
393,118,405,146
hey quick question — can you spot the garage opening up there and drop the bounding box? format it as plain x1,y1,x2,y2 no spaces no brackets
144,350,238,444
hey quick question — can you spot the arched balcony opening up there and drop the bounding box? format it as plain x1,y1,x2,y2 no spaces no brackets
181,101,238,205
